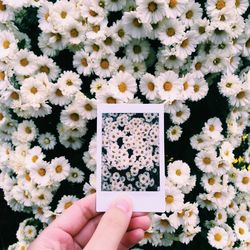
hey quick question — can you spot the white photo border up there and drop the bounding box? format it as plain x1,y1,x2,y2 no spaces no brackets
97,104,165,212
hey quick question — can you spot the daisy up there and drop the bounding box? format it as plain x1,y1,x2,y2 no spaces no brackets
166,125,182,142
202,173,221,192
36,55,60,81
67,167,85,183
234,221,250,241
13,49,38,76
57,71,82,96
180,1,202,27
60,104,86,129
167,160,190,185
49,156,70,182
29,160,51,187
73,94,97,120
189,77,209,102
176,31,199,60
229,84,250,107
202,117,223,139
207,226,229,249
206,0,234,17
195,149,218,173
152,213,176,233
136,0,167,24
90,78,108,95
210,22,230,44
55,195,79,214
123,11,152,39
191,18,211,43
64,20,86,45
0,30,17,59
218,74,242,97
31,188,53,207
157,18,185,46
93,54,117,78
156,70,181,103
48,83,73,107
0,1,14,23
170,103,190,125
139,73,158,100
38,132,56,150
130,61,147,79
160,48,185,70
125,39,150,63
23,225,37,241
15,120,37,143
165,0,188,18
165,185,184,213
235,170,250,193
112,20,132,46
59,133,83,150
20,76,48,107
108,71,137,101
37,1,54,33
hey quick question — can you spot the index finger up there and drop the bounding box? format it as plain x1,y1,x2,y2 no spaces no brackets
50,193,100,236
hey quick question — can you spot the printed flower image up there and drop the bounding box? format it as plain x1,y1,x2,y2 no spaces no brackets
101,113,160,192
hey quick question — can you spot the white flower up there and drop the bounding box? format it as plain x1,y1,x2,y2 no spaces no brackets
218,74,242,97
195,149,218,173
49,156,70,182
234,221,250,241
165,0,188,18
235,170,250,193
207,226,229,249
139,73,158,100
165,185,184,213
67,167,84,183
38,132,56,150
73,50,93,76
55,195,78,214
167,160,190,185
166,125,182,142
29,160,51,186
0,30,17,59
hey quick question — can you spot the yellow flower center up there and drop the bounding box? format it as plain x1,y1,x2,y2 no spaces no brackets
148,2,157,12
0,71,5,80
176,169,182,176
3,40,10,49
166,27,175,37
32,155,38,163
165,195,174,204
0,1,6,11
118,29,125,38
70,113,80,121
216,0,226,10
203,157,211,165
214,192,222,198
64,201,73,209
70,28,79,38
183,81,189,90
246,39,250,48
218,213,222,220
25,127,32,134
20,58,29,67
240,216,247,222
195,62,202,70
194,84,200,92
208,177,215,185
242,176,249,184
92,25,100,33
132,18,142,28
55,165,63,173
239,227,245,235
100,59,109,69
40,65,50,74
209,124,215,132
147,82,155,91
118,82,127,93
236,91,245,99
235,0,240,7
163,81,172,91
30,86,38,94
84,103,93,111
214,233,222,241
181,38,189,48
169,0,177,8
55,89,63,97
38,168,46,176
160,219,170,227
60,11,67,19
106,97,117,104
186,10,193,19
89,9,98,17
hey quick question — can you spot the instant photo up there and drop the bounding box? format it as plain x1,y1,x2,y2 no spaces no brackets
97,104,165,212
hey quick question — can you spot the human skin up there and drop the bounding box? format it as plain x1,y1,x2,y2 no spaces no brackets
28,194,151,250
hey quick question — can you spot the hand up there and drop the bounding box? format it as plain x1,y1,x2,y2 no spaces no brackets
28,194,151,250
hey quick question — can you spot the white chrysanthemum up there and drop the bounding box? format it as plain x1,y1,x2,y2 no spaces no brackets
189,77,209,102
156,70,181,102
55,195,79,214
166,125,182,142
36,55,60,81
170,103,190,125
29,160,51,186
165,0,188,18
136,0,167,24
2,0,30,9
218,74,242,97
0,30,17,59
13,49,38,76
57,71,82,96
234,221,250,241
152,213,176,233
73,50,93,76
49,156,70,182
109,72,137,101
123,11,152,39
165,186,184,213
25,146,45,169
202,117,223,139
215,209,227,225
157,18,185,45
38,132,56,150
31,187,53,207
90,78,108,96
235,170,250,193
125,39,150,63
228,84,250,107
64,20,86,45
139,73,158,100
207,226,229,249
168,160,190,185
206,0,234,17
60,104,87,129
191,18,212,44
195,149,218,173
0,1,14,23
67,167,85,183
219,141,234,163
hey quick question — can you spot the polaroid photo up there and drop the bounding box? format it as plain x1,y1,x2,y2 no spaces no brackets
96,104,165,212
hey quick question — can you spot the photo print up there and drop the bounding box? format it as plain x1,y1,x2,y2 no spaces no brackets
97,104,165,212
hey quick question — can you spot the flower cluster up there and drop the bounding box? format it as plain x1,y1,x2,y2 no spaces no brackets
102,113,160,192
0,0,249,249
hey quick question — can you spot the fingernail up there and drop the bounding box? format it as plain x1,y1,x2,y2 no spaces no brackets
113,197,132,213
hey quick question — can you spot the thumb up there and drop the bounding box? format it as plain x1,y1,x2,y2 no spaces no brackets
84,197,133,250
